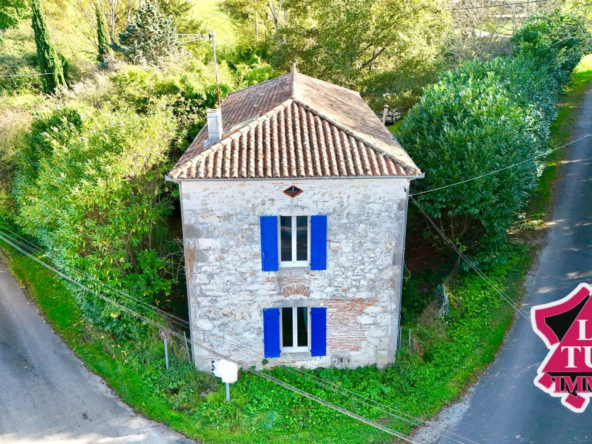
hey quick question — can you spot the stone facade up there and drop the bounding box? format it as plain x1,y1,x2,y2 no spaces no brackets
179,177,410,370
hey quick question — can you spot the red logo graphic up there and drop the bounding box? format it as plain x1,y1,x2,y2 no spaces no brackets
532,283,592,412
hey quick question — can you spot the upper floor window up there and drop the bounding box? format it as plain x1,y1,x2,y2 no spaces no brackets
259,215,327,272
280,216,309,268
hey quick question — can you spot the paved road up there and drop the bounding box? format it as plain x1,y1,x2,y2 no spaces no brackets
434,85,592,443
0,258,195,444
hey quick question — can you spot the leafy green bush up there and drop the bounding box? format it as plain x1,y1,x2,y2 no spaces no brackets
0,0,29,30
397,61,543,263
513,10,592,87
108,65,231,150
0,53,44,94
398,12,591,264
12,104,176,337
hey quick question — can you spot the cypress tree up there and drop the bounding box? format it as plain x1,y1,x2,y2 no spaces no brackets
31,0,65,92
96,4,111,63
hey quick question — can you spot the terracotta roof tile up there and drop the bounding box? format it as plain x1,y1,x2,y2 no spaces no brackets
170,72,421,180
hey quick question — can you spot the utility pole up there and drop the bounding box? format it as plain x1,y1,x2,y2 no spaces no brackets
211,30,221,107
254,0,259,41
176,31,221,106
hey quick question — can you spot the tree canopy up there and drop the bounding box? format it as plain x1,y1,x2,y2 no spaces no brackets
0,0,29,30
271,0,451,95
111,0,179,65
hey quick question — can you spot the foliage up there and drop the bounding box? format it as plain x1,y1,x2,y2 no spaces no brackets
397,13,592,264
0,0,29,30
513,10,592,87
106,64,231,149
0,109,29,219
12,104,176,336
268,0,451,108
111,0,179,65
31,0,66,92
398,62,543,263
96,4,111,64
0,221,534,443
0,52,45,94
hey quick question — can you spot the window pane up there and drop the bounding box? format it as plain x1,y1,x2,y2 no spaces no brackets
296,216,308,261
297,307,308,347
282,307,293,347
280,216,292,262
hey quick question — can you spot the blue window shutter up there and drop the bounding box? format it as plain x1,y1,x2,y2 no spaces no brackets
310,307,327,356
310,215,327,270
263,308,281,358
260,216,278,271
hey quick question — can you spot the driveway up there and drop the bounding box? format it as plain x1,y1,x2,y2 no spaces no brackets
0,258,195,444
431,84,592,442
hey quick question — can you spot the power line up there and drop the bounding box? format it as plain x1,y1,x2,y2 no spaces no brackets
0,227,478,443
410,197,531,321
0,72,56,78
0,226,190,328
449,0,551,11
410,133,592,197
0,225,479,442
0,224,477,441
0,231,419,443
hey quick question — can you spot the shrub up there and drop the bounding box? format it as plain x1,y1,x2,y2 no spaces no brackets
398,12,591,265
397,59,545,264
108,65,232,150
513,10,592,86
12,104,176,337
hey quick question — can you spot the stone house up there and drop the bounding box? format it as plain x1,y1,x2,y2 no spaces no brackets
167,71,422,370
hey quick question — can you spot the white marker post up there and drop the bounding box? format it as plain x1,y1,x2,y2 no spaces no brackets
160,329,169,370
212,359,238,401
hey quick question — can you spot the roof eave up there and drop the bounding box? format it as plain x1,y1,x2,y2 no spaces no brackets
165,173,424,183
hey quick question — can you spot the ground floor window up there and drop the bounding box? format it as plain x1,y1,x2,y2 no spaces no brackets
281,307,309,352
263,306,327,358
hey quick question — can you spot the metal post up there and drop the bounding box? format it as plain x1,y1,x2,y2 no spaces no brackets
183,331,191,363
211,30,221,107
164,336,169,370
225,382,230,401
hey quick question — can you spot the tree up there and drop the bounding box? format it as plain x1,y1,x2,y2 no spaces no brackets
0,0,29,30
513,10,592,86
397,58,549,264
269,0,451,113
96,4,111,63
110,0,179,65
13,104,175,337
31,0,66,93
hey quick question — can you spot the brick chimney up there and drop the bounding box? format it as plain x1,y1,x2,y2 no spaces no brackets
205,108,223,146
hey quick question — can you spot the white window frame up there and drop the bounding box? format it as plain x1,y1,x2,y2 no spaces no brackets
280,306,311,353
278,215,310,268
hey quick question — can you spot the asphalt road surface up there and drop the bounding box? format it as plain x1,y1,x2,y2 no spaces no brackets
0,258,195,444
435,85,592,442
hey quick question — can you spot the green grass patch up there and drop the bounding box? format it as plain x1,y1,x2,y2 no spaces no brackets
1,56,592,444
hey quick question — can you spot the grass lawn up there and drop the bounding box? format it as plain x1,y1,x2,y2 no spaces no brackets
1,56,592,444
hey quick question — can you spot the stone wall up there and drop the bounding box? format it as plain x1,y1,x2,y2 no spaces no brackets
178,178,410,370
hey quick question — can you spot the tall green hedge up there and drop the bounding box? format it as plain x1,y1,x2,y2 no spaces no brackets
397,10,591,265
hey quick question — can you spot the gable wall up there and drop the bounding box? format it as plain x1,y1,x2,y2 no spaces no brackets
179,177,410,370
